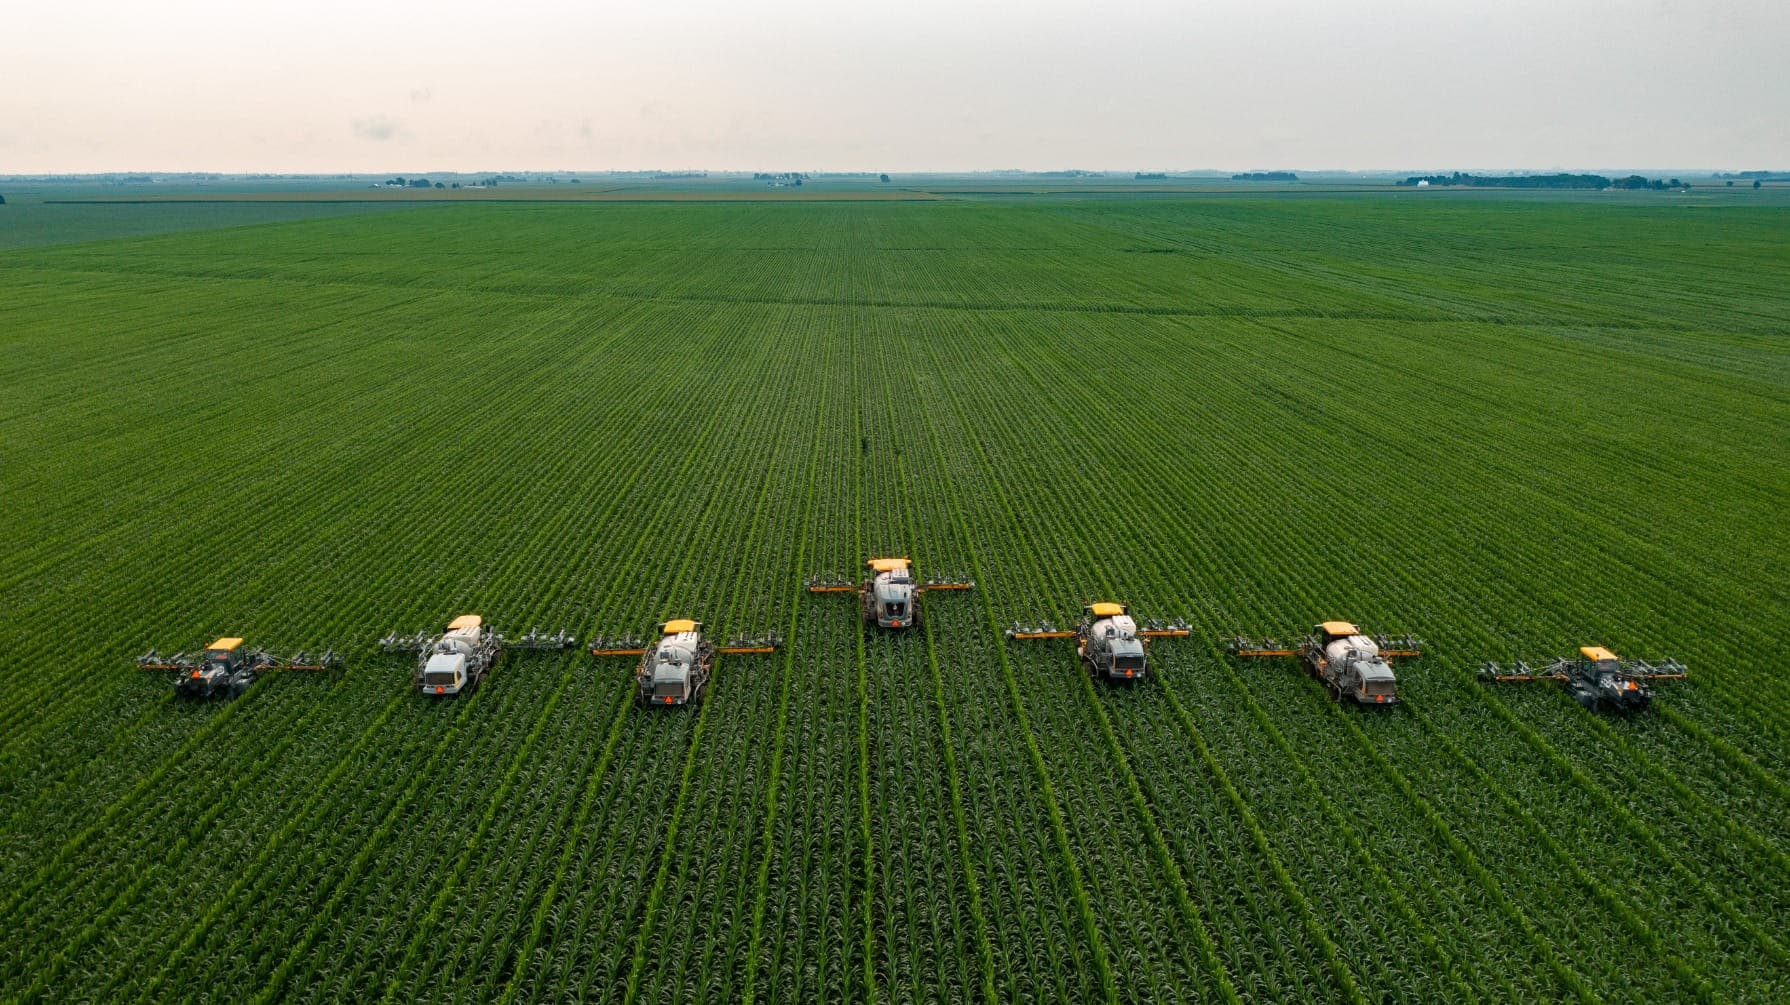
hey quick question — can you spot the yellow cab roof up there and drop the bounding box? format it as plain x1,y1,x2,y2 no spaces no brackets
1580,645,1619,662
208,637,244,651
447,614,482,630
662,618,699,634
1320,621,1361,636
867,557,911,573
1087,602,1127,617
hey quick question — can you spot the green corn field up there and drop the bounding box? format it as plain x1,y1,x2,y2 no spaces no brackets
1,190,1785,1002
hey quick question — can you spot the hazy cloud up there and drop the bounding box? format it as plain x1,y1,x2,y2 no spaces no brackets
410,88,432,103
352,115,401,142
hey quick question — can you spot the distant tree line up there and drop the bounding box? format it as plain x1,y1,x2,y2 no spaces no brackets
1135,172,1168,180
453,174,526,187
1233,172,1297,181
1608,175,1687,190
1398,172,1688,191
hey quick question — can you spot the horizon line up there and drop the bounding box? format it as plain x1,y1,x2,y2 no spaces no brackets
2,166,1765,180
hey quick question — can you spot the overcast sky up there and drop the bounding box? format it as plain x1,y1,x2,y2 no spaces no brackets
4,0,1785,173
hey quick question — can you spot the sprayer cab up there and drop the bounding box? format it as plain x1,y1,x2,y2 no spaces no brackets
1079,603,1148,681
180,638,251,698
636,620,709,706
868,559,918,628
1312,622,1400,705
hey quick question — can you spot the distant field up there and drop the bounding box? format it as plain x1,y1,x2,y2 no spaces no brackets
42,186,947,203
27,176,1787,209
0,187,422,250
0,194,1785,1002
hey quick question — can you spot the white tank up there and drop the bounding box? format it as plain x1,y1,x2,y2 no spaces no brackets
656,631,702,664
873,571,915,601
1324,634,1380,663
1092,615,1137,639
1086,615,1138,657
